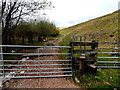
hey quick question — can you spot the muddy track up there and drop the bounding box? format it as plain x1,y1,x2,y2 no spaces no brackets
3,36,80,88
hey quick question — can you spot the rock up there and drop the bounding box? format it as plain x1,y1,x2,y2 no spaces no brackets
75,77,80,83
20,71,25,74
110,77,113,79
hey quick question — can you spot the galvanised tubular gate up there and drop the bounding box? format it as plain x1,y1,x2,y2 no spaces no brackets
0,45,72,80
97,42,120,69
0,42,120,82
70,41,120,77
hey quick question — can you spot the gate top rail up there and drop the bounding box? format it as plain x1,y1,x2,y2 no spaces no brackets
0,45,71,48
98,47,120,49
0,53,71,55
98,42,120,44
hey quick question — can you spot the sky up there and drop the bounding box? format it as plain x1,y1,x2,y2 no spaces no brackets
39,0,120,27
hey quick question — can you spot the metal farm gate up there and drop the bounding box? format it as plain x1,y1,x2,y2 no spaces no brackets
0,45,72,81
0,42,120,86
70,41,120,76
97,42,120,69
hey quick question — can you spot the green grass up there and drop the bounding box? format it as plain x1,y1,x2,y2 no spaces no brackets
60,10,119,42
68,49,119,88
76,69,119,88
60,34,74,46
59,10,120,88
71,49,119,88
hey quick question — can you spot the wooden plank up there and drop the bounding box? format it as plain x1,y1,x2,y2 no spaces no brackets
79,61,85,74
86,64,97,76
73,57,86,61
73,57,97,61
86,57,97,61
87,64,97,69
73,50,97,53
72,42,98,46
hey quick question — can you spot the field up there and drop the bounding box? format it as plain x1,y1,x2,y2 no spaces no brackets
60,10,119,43
59,10,120,88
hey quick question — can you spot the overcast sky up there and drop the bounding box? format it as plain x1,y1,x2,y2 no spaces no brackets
40,0,120,27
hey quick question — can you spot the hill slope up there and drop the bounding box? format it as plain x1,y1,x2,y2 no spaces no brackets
60,10,119,43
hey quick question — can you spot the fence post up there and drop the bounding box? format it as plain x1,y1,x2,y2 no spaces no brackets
84,37,86,50
0,46,4,87
0,27,3,87
91,40,98,50
72,35,77,41
80,36,82,42
69,42,74,78
86,40,98,75
79,55,86,76
80,37,82,49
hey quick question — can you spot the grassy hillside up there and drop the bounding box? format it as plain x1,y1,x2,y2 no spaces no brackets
59,10,120,88
60,10,119,43
57,27,67,31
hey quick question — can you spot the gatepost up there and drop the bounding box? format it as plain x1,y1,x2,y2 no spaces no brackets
0,17,3,87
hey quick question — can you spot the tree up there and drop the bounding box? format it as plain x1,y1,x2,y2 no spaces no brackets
1,0,53,44
26,23,39,44
36,20,58,42
15,22,29,44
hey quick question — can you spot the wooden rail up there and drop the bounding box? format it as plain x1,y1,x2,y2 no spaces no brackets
70,41,98,77
70,41,120,79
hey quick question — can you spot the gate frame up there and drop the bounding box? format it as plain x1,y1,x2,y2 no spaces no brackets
0,45,72,87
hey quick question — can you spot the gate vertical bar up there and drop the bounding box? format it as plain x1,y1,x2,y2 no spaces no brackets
69,42,74,77
0,19,2,87
38,48,41,72
0,46,4,87
0,46,2,87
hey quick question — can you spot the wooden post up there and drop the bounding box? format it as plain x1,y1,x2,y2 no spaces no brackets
80,37,82,42
85,40,98,75
79,53,86,75
84,36,86,42
79,59,85,75
71,41,98,82
84,37,86,50
80,37,82,49
91,40,98,50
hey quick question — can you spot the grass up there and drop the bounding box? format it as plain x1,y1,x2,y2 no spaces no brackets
71,47,119,88
76,69,119,88
58,10,120,89
62,44,119,88
60,10,119,42
60,34,74,46
2,9,119,88
59,38,119,88
71,51,119,88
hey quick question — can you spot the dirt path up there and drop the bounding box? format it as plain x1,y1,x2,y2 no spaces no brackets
4,36,80,88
